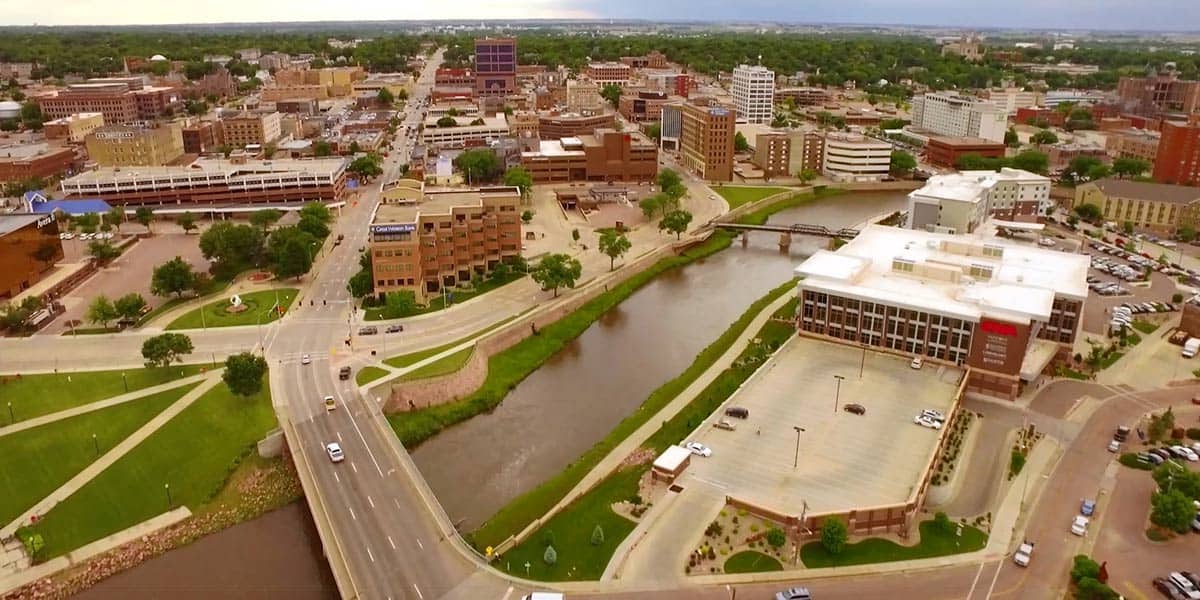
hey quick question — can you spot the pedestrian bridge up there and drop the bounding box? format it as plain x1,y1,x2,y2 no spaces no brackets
714,222,861,239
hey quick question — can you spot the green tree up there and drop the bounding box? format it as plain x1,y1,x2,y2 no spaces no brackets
384,290,417,318
150,257,197,298
1151,489,1195,533
597,229,632,270
223,352,268,397
86,295,118,329
820,518,848,555
313,140,333,157
1148,407,1176,442
765,527,787,548
1179,226,1197,242
76,213,100,233
250,208,283,231
799,168,818,184
1072,203,1103,223
645,122,661,140
889,150,917,176
134,207,154,233
1154,462,1200,498
106,206,124,233
267,226,316,280
1112,157,1151,179
543,544,557,565
199,222,265,278
20,102,42,130
177,213,197,234
141,333,194,368
503,166,534,199
1075,577,1120,600
734,131,750,152
657,168,686,200
659,209,693,240
348,155,384,181
1062,156,1105,185
1123,221,1134,235
1070,554,1101,583
298,214,331,240
377,87,395,106
87,240,121,263
114,292,147,322
590,524,605,546
600,84,621,107
932,512,955,536
530,253,582,298
347,250,374,298
1010,150,1050,175
1030,130,1059,145
453,149,502,183
436,116,458,128
771,113,789,128
520,210,534,224
1004,128,1019,147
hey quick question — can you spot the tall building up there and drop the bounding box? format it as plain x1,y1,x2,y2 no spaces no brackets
617,90,679,123
537,113,615,140
907,168,1051,234
924,136,1007,169
1116,68,1200,117
752,132,791,178
789,131,825,176
795,225,1088,400
982,87,1042,116
219,111,283,147
911,91,1007,144
369,186,521,303
475,38,517,98
1154,117,1200,185
85,123,185,167
565,79,604,114
42,113,105,144
180,120,220,154
731,65,776,125
520,129,658,183
659,102,683,151
821,132,891,183
679,99,736,181
35,81,181,125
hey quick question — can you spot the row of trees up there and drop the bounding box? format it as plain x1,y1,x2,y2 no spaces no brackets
138,332,268,398
197,203,333,281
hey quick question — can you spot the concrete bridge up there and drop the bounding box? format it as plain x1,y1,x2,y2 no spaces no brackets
714,222,860,250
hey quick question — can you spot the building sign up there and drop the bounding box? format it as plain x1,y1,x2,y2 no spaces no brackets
35,215,55,229
371,223,416,234
977,319,1020,369
980,320,1018,337
94,131,136,140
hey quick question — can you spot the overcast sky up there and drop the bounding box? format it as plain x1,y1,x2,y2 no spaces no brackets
2,0,1198,30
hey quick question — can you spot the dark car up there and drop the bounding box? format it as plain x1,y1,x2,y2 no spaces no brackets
724,406,749,419
843,403,866,415
775,588,812,600
386,324,404,333
338,366,352,381
1114,425,1130,442
358,326,378,335
1156,576,1189,599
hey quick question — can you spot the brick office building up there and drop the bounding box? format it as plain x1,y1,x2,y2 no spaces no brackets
925,136,1006,168
0,214,63,300
520,129,658,183
794,226,1087,400
0,143,77,183
475,38,517,98
680,98,736,181
35,81,181,125
369,186,521,302
537,113,615,140
617,90,680,123
1154,117,1200,185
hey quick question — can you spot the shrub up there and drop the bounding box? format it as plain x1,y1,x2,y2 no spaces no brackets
766,527,787,548
591,524,605,546
1188,428,1200,441
820,518,848,555
543,544,557,565
1070,554,1100,583
932,511,955,535
1174,293,1185,303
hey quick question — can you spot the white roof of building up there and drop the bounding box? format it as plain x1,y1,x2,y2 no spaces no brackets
910,168,1049,205
653,445,692,472
795,225,1088,324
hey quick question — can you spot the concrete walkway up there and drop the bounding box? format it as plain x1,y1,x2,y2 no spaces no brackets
0,372,210,439
0,374,221,538
608,486,725,583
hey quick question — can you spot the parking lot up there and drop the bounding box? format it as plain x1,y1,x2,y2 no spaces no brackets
1081,239,1186,335
682,337,962,515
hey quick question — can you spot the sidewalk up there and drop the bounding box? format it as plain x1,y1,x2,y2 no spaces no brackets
0,374,221,538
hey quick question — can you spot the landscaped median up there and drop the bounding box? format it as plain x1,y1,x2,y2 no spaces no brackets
715,186,792,210
164,288,297,330
799,518,987,567
483,280,798,580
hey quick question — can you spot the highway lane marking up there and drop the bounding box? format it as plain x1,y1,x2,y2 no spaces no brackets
983,558,1005,600
342,395,386,477
412,583,424,599
387,535,396,550
415,537,423,550
366,546,375,563
965,560,987,600
351,461,358,474
348,506,356,521
367,495,375,508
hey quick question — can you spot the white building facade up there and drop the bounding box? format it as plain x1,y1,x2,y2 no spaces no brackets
906,168,1052,234
911,91,1008,143
731,65,776,125
822,132,891,182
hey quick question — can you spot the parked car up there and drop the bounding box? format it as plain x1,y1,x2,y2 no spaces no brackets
685,441,712,457
1172,445,1199,461
339,366,352,380
914,415,942,429
325,442,344,463
1080,499,1096,516
1156,577,1191,600
775,588,813,600
713,419,737,431
921,409,947,422
724,406,749,419
843,403,866,415
1107,439,1121,453
301,353,311,365
358,326,378,335
910,356,923,369
1115,425,1131,442
1013,541,1034,567
386,324,404,333
1070,515,1089,536
1168,572,1200,600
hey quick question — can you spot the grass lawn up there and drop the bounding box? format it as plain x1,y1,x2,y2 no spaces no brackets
356,366,391,386
383,314,521,369
29,379,277,558
365,271,526,321
737,187,842,226
400,346,474,381
0,384,196,527
137,278,232,327
800,520,987,568
495,465,642,581
1,365,208,422
165,288,297,330
724,550,783,574
470,278,795,551
1132,320,1160,335
715,186,791,210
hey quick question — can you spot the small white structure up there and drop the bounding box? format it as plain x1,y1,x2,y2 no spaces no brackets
652,445,692,482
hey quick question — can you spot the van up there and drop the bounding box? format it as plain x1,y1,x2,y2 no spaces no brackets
1184,338,1200,358
724,406,749,419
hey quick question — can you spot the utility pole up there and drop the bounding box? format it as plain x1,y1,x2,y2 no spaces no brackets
859,343,867,378
793,426,806,469
833,374,845,414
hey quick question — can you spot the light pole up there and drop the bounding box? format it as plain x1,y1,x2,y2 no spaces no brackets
833,374,845,414
859,343,867,378
121,371,128,393
6,402,12,424
92,433,99,456
793,426,806,469
165,483,172,507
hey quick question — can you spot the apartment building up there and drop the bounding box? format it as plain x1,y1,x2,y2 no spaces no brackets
369,186,522,302
618,90,679,123
911,91,1007,144
680,99,736,181
520,129,658,183
1154,117,1200,185
789,131,825,176
795,225,1088,400
85,123,185,167
1074,179,1200,235
585,62,632,87
821,132,890,183
924,136,1006,168
538,113,615,140
566,79,604,114
219,111,283,147
0,142,77,183
907,168,1051,234
752,132,791,178
731,65,776,125
43,112,105,143
59,157,348,207
475,38,517,97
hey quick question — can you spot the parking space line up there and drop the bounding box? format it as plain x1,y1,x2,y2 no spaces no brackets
387,535,396,550
366,546,375,563
412,584,423,599
333,472,340,483
367,495,375,508
349,506,357,521
351,461,358,474
415,537,423,550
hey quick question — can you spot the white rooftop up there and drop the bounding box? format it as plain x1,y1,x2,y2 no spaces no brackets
653,445,692,472
910,168,1050,206
795,225,1089,324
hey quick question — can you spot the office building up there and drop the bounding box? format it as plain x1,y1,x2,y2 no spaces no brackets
789,131,825,176
537,113,615,140
0,214,63,300
180,120,220,154
911,91,1007,144
276,99,320,115
680,99,736,181
924,136,1006,168
1105,129,1161,163
35,81,181,125
620,51,669,69
660,102,683,151
219,111,282,147
1154,117,1200,185
794,225,1088,400
369,186,521,303
982,87,1042,116
907,168,1051,234
42,113,105,144
59,157,348,208
941,36,983,62
618,90,679,123
420,113,509,148
774,87,831,107
475,38,517,97
821,133,891,183
85,123,185,167
435,68,474,87
1073,179,1200,236
565,79,604,114
520,129,658,183
752,132,791,178
1116,68,1200,117
273,66,366,98
0,142,77,183
585,62,633,87
731,65,776,125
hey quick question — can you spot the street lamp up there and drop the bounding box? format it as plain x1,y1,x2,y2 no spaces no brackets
859,343,867,378
793,426,806,469
6,402,12,425
165,483,172,507
121,371,128,393
833,374,845,414
92,433,99,456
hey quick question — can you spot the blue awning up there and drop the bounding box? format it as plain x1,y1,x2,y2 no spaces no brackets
30,199,113,215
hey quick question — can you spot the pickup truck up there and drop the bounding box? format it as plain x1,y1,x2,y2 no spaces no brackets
1013,541,1034,567
1185,338,1200,358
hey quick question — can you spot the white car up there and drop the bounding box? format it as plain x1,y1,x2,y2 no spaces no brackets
1013,541,1034,567
920,409,946,422
325,442,344,463
301,354,311,365
910,356,923,369
1172,445,1199,461
685,441,713,457
914,415,942,429
1070,515,1089,536
1107,439,1120,452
